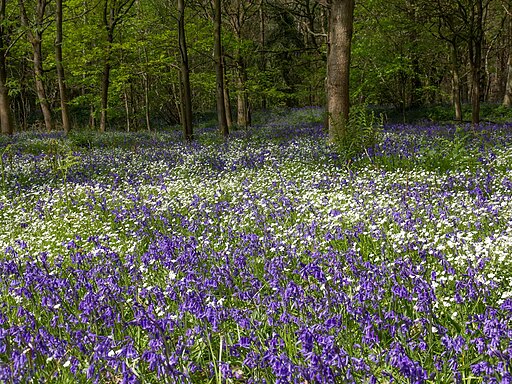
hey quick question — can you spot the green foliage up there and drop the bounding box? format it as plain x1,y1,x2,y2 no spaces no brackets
419,126,480,172
1,0,508,133
480,104,512,123
332,104,383,165
426,105,457,122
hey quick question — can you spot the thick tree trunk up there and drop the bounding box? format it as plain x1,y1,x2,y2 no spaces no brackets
55,0,71,133
327,0,355,143
178,0,193,141
0,56,12,136
214,0,228,137
0,0,13,135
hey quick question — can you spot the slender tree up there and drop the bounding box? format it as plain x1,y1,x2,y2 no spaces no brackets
178,0,193,141
135,0,151,130
416,0,493,123
100,0,136,132
326,0,355,143
224,0,257,128
468,0,485,124
214,0,228,137
504,1,512,106
223,53,233,129
56,0,71,133
450,43,463,120
19,0,54,131
0,0,13,135
430,4,465,121
258,0,267,110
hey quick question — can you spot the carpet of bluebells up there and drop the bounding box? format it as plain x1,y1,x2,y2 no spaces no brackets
1,112,512,383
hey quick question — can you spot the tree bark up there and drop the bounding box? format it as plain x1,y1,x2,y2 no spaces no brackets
326,0,355,143
0,0,13,135
34,41,53,131
19,0,53,131
505,55,512,107
450,44,462,121
143,73,151,130
99,0,136,132
100,19,113,133
504,3,512,107
259,0,267,110
99,43,111,132
56,0,71,134
214,0,228,137
236,55,250,128
468,0,484,125
123,87,131,132
135,0,151,130
178,0,193,141
223,59,233,129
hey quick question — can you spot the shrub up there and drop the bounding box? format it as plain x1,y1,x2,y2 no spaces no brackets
331,104,383,165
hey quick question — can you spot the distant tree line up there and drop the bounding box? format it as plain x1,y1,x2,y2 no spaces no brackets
0,0,510,142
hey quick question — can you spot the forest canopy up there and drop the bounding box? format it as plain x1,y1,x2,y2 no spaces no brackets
0,0,510,137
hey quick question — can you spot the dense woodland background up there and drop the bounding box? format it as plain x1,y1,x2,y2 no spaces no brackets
0,0,511,138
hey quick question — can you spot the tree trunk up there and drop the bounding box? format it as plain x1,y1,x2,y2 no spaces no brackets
143,73,151,130
236,55,250,128
223,65,233,129
0,0,13,135
327,0,355,143
451,44,462,121
470,56,481,126
504,55,512,107
222,53,233,129
469,0,484,125
124,87,131,132
19,0,53,131
89,105,96,128
99,28,113,132
214,0,228,137
100,58,111,132
178,0,193,141
33,35,53,131
136,0,151,131
237,81,247,128
259,0,267,110
55,0,71,134
504,3,512,107
0,53,12,136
